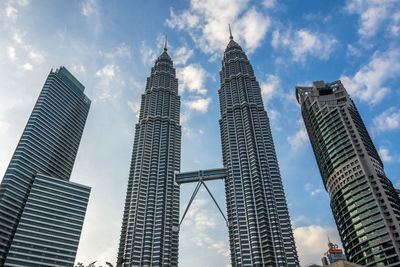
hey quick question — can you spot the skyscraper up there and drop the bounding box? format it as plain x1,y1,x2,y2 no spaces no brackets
0,66,91,266
118,34,299,266
296,80,400,266
117,45,181,266
219,34,299,266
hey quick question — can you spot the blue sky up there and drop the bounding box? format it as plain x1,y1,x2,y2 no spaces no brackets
0,0,400,266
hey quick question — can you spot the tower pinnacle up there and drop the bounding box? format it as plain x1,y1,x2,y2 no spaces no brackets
164,34,168,51
229,24,233,40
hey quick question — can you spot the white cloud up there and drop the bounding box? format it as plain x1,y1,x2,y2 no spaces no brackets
96,64,117,78
28,50,45,63
81,0,97,16
288,119,308,149
183,198,217,228
184,97,211,113
294,225,342,266
341,49,400,104
173,46,194,65
292,215,311,228
127,100,141,119
195,233,230,257
4,0,29,20
261,74,280,103
177,64,208,95
166,9,200,30
71,64,86,74
95,64,120,94
7,46,17,61
13,32,23,44
304,183,324,196
262,0,276,8
22,62,32,71
6,5,18,19
99,43,131,59
140,42,158,66
181,195,229,259
378,147,394,163
234,8,270,53
345,0,400,38
139,36,165,66
182,126,205,138
391,12,400,36
346,44,362,58
272,29,337,62
311,188,323,196
14,0,30,6
373,107,400,132
166,0,270,58
268,109,280,121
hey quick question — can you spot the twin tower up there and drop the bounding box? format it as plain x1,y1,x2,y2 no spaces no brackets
117,35,299,266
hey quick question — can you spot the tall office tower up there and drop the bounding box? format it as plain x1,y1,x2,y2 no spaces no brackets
219,34,299,266
0,67,91,266
117,45,181,266
296,80,400,266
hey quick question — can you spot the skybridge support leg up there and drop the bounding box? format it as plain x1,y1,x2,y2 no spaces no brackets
179,178,228,228
179,180,201,226
201,180,228,227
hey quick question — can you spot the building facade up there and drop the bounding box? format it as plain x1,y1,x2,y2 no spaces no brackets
296,80,400,266
117,47,181,266
118,36,299,267
0,67,91,265
4,174,90,266
309,260,363,267
321,241,346,265
219,35,299,266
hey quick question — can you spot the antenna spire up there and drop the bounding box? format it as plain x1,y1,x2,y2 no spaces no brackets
229,24,233,40
164,35,168,51
328,236,332,247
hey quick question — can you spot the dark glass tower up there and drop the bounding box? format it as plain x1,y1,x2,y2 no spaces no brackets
117,46,181,266
296,80,400,266
219,35,299,266
0,67,91,265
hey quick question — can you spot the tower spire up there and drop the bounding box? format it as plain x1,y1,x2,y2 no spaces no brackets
164,34,168,51
229,24,233,40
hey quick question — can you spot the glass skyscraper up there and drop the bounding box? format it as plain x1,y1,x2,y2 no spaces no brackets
117,46,181,266
219,35,299,266
0,66,91,266
296,80,400,266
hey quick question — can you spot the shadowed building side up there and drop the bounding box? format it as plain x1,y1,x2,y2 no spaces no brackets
0,66,91,265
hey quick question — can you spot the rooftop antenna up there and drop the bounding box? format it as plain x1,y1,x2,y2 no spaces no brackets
229,24,233,40
164,34,168,51
327,236,333,249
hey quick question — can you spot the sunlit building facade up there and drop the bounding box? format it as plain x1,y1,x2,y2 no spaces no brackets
296,80,400,266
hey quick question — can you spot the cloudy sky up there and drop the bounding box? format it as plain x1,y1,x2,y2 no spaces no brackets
1,0,400,266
